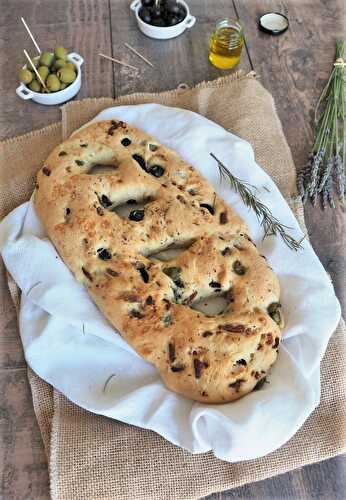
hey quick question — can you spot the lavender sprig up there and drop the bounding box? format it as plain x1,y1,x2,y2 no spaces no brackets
334,154,345,202
298,40,345,208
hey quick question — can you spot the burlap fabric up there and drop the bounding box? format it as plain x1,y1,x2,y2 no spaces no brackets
1,73,345,500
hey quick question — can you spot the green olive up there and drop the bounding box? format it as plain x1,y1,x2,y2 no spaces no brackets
54,46,68,60
19,68,33,84
40,51,54,67
57,67,76,83
37,66,50,82
29,80,41,92
54,58,66,70
60,82,68,90
46,73,61,92
64,62,76,72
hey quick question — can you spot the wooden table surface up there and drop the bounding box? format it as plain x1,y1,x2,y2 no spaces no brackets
0,1,345,498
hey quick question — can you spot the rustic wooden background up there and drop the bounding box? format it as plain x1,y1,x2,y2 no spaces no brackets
0,0,345,498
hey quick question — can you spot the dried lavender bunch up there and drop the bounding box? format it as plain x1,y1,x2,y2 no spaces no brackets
299,40,346,208
210,153,303,251
334,153,345,203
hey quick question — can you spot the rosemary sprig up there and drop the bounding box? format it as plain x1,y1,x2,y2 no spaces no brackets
298,40,346,208
210,153,303,251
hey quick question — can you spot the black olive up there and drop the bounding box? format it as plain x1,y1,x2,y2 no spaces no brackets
81,267,93,281
129,309,144,319
166,15,179,26
168,342,176,362
58,151,67,156
132,154,147,171
167,3,180,15
146,295,154,305
174,278,184,288
229,379,244,391
232,260,246,275
106,268,119,277
200,203,215,215
221,247,232,256
202,331,213,338
236,359,247,366
138,267,149,283
151,6,163,18
151,18,165,26
121,138,131,147
149,165,165,177
139,7,152,23
100,195,112,208
209,281,221,289
75,159,84,166
171,363,185,372
97,248,112,260
126,199,137,204
129,209,145,221
177,6,187,20
148,144,158,151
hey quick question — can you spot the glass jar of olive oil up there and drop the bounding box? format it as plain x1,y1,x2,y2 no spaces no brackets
209,18,244,69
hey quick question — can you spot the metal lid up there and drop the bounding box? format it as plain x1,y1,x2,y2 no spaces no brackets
258,12,289,35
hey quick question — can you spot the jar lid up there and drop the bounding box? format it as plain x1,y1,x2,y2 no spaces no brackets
258,12,289,35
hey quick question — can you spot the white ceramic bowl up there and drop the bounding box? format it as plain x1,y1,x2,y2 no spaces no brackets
16,52,84,106
130,0,196,40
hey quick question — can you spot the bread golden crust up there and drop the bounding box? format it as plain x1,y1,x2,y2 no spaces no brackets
34,119,283,403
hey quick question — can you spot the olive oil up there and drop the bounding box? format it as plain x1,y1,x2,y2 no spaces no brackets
209,19,244,70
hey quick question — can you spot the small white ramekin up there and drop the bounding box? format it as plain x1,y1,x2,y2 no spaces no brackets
16,52,84,106
130,0,196,40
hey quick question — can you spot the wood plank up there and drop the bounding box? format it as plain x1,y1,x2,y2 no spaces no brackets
0,0,113,140
233,0,346,317
206,455,346,499
0,368,50,500
109,0,251,96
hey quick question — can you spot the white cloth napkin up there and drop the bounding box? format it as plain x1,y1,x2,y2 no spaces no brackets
0,104,341,462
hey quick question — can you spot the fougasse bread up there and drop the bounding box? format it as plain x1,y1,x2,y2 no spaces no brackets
34,119,283,403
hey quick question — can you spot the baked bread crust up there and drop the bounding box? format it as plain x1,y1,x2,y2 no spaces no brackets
34,119,283,403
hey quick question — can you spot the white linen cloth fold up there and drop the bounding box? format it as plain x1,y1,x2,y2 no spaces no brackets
0,104,340,462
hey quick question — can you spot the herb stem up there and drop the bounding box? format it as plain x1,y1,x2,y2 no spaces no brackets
210,153,303,251
299,40,345,207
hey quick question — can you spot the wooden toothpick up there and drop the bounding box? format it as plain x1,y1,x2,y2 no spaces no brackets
98,53,139,71
23,49,48,90
124,43,154,68
21,17,41,54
